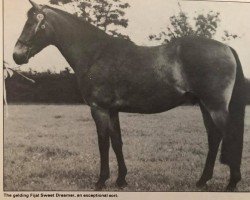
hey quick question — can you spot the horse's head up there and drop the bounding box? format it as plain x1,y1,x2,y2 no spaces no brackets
13,0,55,65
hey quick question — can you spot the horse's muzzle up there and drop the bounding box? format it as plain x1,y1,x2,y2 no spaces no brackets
13,42,30,65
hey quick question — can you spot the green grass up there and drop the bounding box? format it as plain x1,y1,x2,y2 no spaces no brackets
3,105,250,191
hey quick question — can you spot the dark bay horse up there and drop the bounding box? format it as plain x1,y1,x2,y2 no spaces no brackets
13,0,246,191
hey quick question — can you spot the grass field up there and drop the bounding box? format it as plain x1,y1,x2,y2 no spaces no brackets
3,105,250,192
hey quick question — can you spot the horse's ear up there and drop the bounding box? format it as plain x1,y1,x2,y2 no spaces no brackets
29,0,42,10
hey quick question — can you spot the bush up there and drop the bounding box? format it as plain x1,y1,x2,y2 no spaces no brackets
5,71,83,104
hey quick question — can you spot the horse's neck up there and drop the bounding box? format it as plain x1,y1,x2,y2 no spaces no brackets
49,10,109,73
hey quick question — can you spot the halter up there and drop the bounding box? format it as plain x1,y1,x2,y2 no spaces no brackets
17,13,46,61
17,39,32,63
35,13,45,33
17,38,32,47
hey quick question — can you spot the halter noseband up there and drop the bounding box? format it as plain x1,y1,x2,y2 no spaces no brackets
17,39,32,47
17,38,32,62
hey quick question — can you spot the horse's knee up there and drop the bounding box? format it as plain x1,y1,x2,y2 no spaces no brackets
111,137,123,149
109,127,123,150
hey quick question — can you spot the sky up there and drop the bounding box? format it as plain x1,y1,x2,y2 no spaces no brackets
3,0,250,77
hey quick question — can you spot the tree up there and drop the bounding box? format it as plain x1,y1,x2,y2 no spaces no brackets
49,0,130,40
149,5,239,44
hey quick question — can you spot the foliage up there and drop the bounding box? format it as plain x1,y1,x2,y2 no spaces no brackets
49,0,130,40
149,6,239,43
5,68,83,104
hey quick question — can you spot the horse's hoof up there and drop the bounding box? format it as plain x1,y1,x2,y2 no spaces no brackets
225,183,237,192
116,178,128,189
196,179,207,188
95,181,106,191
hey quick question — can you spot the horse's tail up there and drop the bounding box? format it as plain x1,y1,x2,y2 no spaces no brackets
246,78,250,104
220,47,246,167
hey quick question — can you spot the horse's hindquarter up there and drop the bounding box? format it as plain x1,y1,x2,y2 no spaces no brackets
178,37,237,111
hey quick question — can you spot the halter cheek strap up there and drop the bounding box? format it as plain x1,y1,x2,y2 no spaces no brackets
35,13,45,33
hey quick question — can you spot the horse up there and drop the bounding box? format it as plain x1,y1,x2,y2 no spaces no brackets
13,0,246,191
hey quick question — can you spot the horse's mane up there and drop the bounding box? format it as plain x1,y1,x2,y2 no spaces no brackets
44,5,133,43
27,4,133,44
44,5,88,26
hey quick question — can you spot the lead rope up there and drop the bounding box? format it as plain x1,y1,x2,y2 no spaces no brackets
3,78,8,117
4,63,35,118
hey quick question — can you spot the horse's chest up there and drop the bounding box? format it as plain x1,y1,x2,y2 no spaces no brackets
77,75,115,108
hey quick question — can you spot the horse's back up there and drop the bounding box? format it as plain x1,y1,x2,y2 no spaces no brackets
79,36,237,114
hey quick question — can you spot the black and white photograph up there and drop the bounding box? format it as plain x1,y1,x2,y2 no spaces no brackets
2,0,250,196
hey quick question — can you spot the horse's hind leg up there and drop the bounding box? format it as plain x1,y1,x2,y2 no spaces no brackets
220,100,245,191
196,103,223,188
200,100,245,191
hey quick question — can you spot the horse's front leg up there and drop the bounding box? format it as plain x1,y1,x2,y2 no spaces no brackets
91,108,110,190
109,111,128,188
